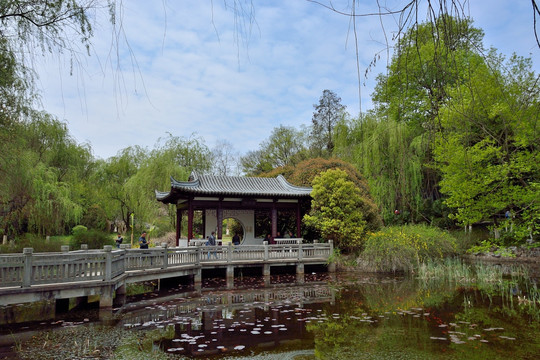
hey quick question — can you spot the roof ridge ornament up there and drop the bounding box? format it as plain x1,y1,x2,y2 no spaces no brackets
188,171,200,182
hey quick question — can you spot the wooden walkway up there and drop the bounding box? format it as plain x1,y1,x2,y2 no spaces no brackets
0,242,333,308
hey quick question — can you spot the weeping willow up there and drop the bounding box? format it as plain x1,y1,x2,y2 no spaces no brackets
334,115,428,225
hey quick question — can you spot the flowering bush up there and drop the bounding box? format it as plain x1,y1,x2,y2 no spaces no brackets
359,225,457,272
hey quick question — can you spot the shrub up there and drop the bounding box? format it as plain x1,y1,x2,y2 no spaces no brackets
359,224,458,272
70,230,114,249
304,169,370,253
261,158,383,230
466,240,516,258
71,225,88,236
0,233,67,253
80,204,108,231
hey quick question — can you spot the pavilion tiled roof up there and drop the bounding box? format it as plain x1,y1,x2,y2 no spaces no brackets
156,172,312,203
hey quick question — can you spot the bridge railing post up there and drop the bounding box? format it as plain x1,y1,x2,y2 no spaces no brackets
263,241,268,261
195,245,201,266
104,245,112,281
298,239,303,261
327,240,336,272
161,243,168,269
227,242,232,263
23,248,33,288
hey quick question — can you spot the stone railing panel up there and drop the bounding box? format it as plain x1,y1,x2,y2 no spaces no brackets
0,254,24,287
30,252,107,285
124,249,166,271
230,245,265,261
199,245,227,263
167,247,198,266
268,244,299,260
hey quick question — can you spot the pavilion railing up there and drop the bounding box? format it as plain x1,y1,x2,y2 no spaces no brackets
0,241,332,289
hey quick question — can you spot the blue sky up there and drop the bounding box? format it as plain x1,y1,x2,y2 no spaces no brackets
36,1,540,161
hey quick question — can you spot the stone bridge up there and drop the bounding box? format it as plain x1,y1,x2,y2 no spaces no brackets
0,242,333,309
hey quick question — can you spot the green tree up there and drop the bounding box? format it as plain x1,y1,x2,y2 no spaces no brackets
263,125,307,168
93,146,148,231
240,125,308,175
0,112,93,236
311,89,347,156
336,16,487,225
304,168,372,252
125,135,212,232
433,53,540,242
334,115,428,225
372,16,484,128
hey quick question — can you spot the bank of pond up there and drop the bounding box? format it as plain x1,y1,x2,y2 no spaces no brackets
0,258,539,359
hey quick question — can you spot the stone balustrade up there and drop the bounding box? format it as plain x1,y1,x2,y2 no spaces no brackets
0,242,333,290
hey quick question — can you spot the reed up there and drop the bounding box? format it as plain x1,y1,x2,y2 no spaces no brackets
417,258,540,319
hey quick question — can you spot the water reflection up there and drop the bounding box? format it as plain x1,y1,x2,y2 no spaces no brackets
119,276,334,357
2,268,540,359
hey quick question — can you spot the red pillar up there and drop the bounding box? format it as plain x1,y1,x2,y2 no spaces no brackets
217,200,223,240
202,209,206,239
188,199,193,242
176,207,181,246
296,201,301,238
271,201,278,238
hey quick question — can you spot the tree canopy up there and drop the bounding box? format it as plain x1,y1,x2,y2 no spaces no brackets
304,168,372,253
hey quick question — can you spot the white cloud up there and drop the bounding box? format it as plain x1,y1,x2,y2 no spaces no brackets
34,0,540,160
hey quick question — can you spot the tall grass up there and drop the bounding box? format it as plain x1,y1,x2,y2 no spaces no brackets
358,225,458,272
417,257,473,283
418,258,540,319
0,234,68,253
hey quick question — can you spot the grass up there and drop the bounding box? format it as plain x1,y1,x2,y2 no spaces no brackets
417,258,540,319
358,224,458,273
126,282,156,296
0,233,69,253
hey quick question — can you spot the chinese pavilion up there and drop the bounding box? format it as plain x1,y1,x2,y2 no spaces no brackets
156,172,313,246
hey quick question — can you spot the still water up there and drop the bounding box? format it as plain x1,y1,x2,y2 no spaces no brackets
1,266,539,359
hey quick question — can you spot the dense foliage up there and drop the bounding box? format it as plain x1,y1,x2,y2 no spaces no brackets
359,225,458,272
1,2,538,257
262,157,383,231
433,53,540,242
333,16,539,246
304,169,375,252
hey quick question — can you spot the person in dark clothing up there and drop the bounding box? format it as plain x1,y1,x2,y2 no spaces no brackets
139,231,148,249
115,233,123,248
232,233,241,245
264,233,275,245
207,231,217,259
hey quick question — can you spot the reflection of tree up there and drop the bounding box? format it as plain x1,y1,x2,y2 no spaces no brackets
307,274,540,359
450,290,540,359
359,279,426,313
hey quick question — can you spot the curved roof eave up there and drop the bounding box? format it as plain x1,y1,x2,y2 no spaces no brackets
156,172,312,202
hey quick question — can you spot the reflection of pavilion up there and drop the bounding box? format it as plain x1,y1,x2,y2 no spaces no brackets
120,280,335,326
156,172,312,246
120,280,335,357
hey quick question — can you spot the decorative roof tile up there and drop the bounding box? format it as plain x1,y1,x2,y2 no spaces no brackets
156,172,312,203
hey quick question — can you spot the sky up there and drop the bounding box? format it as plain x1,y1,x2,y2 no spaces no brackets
35,0,540,161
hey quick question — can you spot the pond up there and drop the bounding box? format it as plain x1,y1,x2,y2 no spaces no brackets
1,262,539,359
